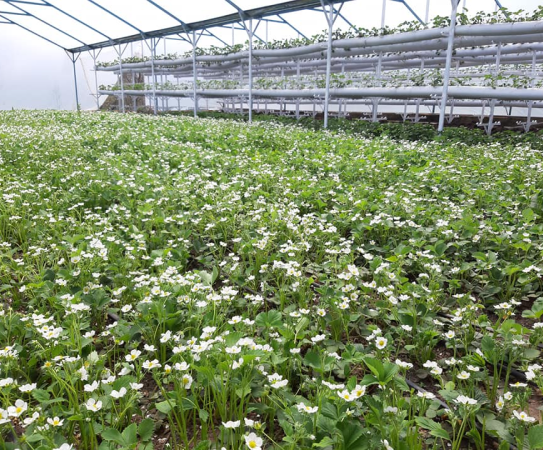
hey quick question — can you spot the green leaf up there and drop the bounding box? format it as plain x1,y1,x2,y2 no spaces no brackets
156,400,175,414
101,428,123,444
194,441,211,450
363,356,384,380
304,351,322,370
26,433,45,443
528,425,543,449
338,420,367,450
415,417,450,440
138,418,154,442
122,423,138,446
523,208,535,223
255,309,282,328
32,389,50,403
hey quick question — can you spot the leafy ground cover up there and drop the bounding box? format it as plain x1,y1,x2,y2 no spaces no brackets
0,110,542,450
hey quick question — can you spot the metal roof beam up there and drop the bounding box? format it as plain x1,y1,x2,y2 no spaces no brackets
0,10,28,15
4,0,87,45
87,0,146,38
0,12,66,48
39,0,112,41
391,0,424,24
67,0,352,53
277,13,309,39
4,0,46,5
309,5,356,32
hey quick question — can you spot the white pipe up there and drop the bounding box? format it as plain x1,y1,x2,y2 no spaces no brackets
438,0,459,132
97,20,543,72
99,86,543,101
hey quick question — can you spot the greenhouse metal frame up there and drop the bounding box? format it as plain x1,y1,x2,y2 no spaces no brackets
1,0,541,133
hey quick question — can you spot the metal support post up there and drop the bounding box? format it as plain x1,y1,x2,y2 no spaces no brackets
66,51,81,112
373,0,387,122
151,38,158,114
321,0,341,129
296,60,301,120
486,42,501,135
437,0,459,133
247,18,254,123
90,49,102,110
114,44,129,113
525,51,537,132
191,30,203,118
425,0,431,24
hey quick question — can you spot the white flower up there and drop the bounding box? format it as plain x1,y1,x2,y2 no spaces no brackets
174,361,189,371
244,432,263,449
352,384,366,398
222,420,241,428
338,390,354,402
513,410,536,422
142,359,161,370
23,412,40,427
232,358,244,369
417,391,435,400
111,387,127,399
8,399,28,417
130,382,143,390
375,337,388,350
267,373,288,389
225,345,241,354
19,383,37,393
181,374,193,389
296,403,318,414
84,398,103,412
47,416,64,427
444,331,455,339
160,330,172,343
457,371,470,380
84,380,100,392
495,396,505,411
0,408,10,424
382,439,394,450
311,334,326,343
395,359,413,370
454,395,477,406
53,444,73,450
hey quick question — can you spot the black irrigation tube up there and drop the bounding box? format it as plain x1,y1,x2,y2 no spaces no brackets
404,377,518,450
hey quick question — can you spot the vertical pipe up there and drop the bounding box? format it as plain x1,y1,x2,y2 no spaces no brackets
425,0,431,24
162,38,167,112
232,23,234,46
486,42,501,135
150,38,157,115
437,0,459,133
373,0,387,123
248,18,253,123
92,50,100,110
72,55,80,112
192,31,198,118
296,60,300,120
118,45,126,113
323,2,334,129
525,51,536,132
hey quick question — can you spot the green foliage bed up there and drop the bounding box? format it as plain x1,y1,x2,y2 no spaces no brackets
0,110,542,450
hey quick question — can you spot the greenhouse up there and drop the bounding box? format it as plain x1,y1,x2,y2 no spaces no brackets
1,1,543,450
